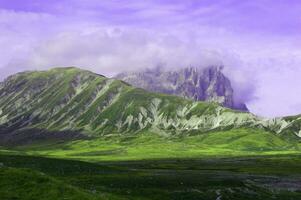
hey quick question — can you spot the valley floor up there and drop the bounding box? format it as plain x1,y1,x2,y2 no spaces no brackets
2,128,301,162
1,128,301,199
0,154,301,200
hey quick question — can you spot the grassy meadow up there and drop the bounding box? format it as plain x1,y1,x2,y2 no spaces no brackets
1,128,301,199
2,128,299,162
1,154,301,200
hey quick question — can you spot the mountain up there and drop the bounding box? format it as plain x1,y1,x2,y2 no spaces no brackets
0,67,299,145
116,66,248,111
281,114,301,138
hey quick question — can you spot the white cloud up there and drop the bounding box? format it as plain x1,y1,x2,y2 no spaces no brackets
24,27,227,76
0,1,301,117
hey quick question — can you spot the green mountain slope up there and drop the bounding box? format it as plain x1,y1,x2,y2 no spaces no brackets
0,67,299,146
282,115,301,138
0,68,249,133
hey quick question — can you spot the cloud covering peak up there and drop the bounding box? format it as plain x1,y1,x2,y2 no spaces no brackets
0,0,301,117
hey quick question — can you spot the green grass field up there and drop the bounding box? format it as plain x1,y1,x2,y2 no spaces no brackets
3,128,299,162
1,154,301,200
1,128,301,199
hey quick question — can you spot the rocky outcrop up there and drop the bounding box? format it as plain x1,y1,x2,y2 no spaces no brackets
116,66,248,111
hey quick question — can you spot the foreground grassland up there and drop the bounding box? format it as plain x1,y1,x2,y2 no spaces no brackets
1,154,301,200
1,128,301,199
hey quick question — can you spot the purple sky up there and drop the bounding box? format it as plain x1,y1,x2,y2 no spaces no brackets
0,0,301,117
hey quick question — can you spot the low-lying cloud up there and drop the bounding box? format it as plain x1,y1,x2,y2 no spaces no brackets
0,0,301,117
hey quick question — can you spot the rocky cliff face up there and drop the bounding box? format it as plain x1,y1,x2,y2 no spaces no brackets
116,66,248,111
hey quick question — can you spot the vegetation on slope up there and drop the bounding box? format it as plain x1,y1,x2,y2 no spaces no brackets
1,67,299,145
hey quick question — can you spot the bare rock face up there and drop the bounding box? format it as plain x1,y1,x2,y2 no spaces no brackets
116,66,248,111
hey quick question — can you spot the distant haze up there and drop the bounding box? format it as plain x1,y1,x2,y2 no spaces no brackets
0,0,301,118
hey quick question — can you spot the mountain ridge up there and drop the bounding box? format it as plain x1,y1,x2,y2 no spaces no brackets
0,67,300,145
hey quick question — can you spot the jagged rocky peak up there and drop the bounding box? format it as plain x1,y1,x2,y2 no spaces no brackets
116,65,248,111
